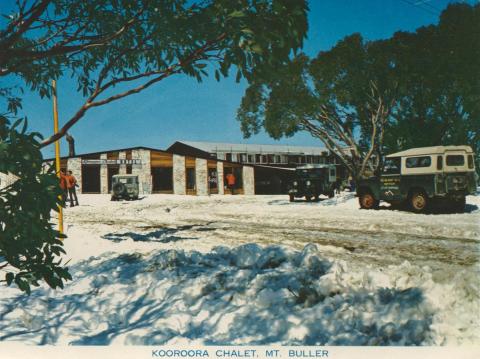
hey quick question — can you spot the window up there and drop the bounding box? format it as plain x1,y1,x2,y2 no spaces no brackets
437,156,443,170
468,155,474,169
383,157,401,174
406,156,431,168
255,154,261,163
226,153,232,162
186,168,196,190
446,155,464,166
247,155,254,163
208,168,218,190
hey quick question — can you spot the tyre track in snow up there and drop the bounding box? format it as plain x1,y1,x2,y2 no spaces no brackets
188,219,479,270
63,194,479,275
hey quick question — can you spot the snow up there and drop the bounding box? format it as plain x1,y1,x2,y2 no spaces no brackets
0,192,478,345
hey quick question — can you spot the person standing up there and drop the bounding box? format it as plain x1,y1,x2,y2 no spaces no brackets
225,171,236,195
66,170,79,207
59,169,68,207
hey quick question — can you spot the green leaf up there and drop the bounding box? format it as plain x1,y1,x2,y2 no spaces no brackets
6,273,14,286
228,10,245,18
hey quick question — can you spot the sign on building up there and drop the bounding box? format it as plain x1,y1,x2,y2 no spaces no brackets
81,159,142,165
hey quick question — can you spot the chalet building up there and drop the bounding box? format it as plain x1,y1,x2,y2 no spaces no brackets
167,141,349,194
44,146,255,196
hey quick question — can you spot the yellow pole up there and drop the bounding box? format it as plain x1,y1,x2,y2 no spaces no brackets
52,80,64,235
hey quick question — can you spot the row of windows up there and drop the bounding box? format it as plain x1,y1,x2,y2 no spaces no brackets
383,154,474,174
219,153,329,165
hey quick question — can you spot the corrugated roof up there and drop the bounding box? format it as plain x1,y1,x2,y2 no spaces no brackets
179,141,329,155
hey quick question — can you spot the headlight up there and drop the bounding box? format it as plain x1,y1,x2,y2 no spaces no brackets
306,180,311,186
293,181,298,186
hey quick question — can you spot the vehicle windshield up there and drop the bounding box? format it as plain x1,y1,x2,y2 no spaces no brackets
296,168,325,178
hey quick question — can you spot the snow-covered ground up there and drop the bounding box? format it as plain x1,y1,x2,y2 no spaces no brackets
0,192,478,345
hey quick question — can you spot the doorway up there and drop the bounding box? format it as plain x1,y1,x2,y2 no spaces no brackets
81,165,101,193
152,167,173,193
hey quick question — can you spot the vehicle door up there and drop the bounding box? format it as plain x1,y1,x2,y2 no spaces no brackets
380,157,402,200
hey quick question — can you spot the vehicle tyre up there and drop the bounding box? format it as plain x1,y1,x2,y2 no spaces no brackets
112,182,126,197
359,192,379,210
289,194,295,202
409,191,428,213
305,196,312,202
328,190,335,198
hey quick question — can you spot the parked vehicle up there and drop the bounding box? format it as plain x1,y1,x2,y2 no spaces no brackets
111,174,139,201
288,164,337,202
356,146,477,213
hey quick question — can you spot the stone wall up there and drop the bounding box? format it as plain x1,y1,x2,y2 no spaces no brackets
100,154,108,194
243,166,255,195
173,154,186,195
217,162,224,195
67,158,82,193
195,158,208,195
119,151,127,175
132,149,152,194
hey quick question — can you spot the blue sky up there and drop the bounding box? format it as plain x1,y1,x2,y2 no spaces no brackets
6,0,470,157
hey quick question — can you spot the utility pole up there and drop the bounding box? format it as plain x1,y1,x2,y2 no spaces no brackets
52,80,64,235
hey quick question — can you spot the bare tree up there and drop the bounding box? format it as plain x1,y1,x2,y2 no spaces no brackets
300,83,393,179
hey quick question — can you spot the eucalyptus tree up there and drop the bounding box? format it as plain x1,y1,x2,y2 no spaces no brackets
238,3,479,179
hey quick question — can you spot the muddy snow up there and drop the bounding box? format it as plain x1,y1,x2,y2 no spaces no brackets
0,192,478,345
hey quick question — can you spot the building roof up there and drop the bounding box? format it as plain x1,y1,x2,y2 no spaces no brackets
173,141,329,155
43,146,166,161
386,145,474,158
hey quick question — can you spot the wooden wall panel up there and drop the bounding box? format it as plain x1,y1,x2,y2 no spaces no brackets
107,151,119,160
151,151,173,167
185,156,196,167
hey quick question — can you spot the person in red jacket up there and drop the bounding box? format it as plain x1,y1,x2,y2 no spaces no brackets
66,170,79,207
59,169,68,206
225,171,236,195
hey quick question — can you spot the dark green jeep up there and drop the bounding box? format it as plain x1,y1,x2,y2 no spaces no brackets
288,164,337,202
357,146,477,213
111,174,140,201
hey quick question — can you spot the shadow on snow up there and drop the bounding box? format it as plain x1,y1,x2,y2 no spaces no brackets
0,244,433,346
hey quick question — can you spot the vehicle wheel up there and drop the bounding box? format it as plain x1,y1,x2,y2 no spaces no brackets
328,190,335,198
289,194,295,202
305,196,312,202
314,195,320,202
359,192,379,210
112,182,126,197
410,191,428,213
